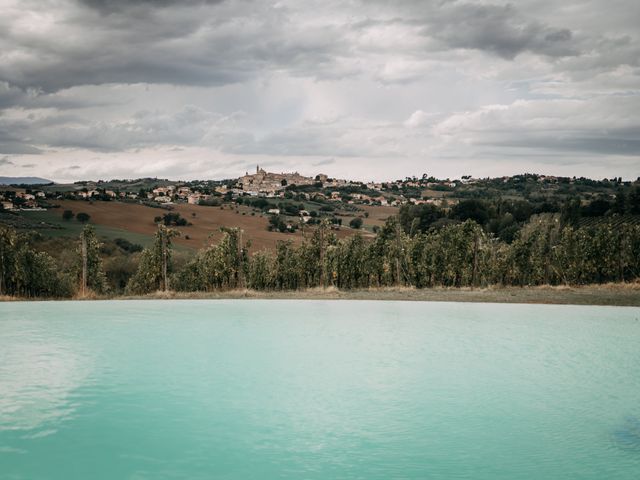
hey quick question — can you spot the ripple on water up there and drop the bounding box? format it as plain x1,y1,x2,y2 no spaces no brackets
0,339,91,433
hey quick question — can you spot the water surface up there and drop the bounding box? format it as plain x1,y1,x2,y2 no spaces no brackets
1,300,639,479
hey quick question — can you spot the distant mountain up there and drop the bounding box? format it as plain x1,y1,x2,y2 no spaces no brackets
0,176,53,185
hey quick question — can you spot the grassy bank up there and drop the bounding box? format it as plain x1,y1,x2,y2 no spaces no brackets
120,284,640,306
3,283,637,306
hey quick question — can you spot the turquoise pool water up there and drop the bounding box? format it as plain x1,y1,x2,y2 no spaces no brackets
1,300,639,479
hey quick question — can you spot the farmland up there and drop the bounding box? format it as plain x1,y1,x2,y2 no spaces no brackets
34,199,388,252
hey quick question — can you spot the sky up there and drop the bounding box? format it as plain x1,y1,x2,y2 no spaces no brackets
0,0,638,183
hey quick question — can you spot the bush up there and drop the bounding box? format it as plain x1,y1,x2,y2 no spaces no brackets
62,210,74,221
76,212,90,223
157,212,188,226
268,215,288,233
114,238,143,253
198,197,221,207
349,217,363,229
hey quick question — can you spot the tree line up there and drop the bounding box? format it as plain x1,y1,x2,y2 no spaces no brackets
1,212,639,298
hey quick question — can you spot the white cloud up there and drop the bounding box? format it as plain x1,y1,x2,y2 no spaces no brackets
404,110,436,128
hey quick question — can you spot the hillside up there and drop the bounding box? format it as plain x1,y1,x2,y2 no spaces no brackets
14,199,384,252
0,176,52,185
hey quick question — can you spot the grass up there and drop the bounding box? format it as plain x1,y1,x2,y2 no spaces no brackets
4,283,636,306
115,283,640,306
17,210,192,251
21,210,157,246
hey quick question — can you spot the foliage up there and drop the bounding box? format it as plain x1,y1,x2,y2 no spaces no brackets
125,225,178,294
76,212,90,223
114,237,143,253
154,212,189,226
171,214,640,291
76,225,108,294
172,228,249,291
399,204,443,234
0,227,73,297
349,217,363,229
3,204,640,298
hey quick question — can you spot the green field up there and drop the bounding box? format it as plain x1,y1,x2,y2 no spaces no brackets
18,210,199,253
15,210,158,247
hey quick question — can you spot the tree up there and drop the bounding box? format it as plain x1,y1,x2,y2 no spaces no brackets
173,227,249,291
629,186,640,215
158,212,188,226
62,210,74,221
247,250,276,290
76,212,90,223
0,226,73,298
450,199,490,225
126,224,179,294
0,227,18,296
349,217,363,229
268,215,287,233
582,198,610,217
399,203,443,234
77,225,108,295
561,197,581,226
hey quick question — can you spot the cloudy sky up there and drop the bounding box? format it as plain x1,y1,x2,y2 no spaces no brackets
0,0,638,182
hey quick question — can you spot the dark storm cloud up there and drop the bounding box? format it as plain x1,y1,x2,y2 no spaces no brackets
0,123,42,155
424,2,579,59
0,0,346,92
356,1,580,60
78,0,225,12
0,0,586,95
0,0,633,99
0,83,25,109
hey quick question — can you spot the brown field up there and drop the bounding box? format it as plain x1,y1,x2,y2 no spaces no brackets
50,200,390,251
421,189,453,198
358,204,399,227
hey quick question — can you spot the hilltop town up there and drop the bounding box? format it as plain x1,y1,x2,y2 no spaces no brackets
1,167,638,239
5,166,628,213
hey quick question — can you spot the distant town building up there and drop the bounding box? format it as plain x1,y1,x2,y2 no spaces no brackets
299,210,311,222
238,165,314,195
187,194,202,205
